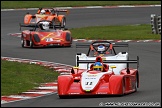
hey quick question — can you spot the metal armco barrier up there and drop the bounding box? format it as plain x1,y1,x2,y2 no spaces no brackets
151,14,161,34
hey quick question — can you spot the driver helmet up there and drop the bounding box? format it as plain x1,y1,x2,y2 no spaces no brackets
97,45,105,54
40,22,50,30
93,62,103,71
40,10,46,14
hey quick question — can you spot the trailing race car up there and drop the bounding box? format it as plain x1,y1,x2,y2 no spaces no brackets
20,20,72,48
76,41,129,74
57,56,139,98
24,8,69,28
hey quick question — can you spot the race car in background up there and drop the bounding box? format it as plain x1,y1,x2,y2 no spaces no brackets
75,41,129,74
57,56,139,98
24,8,69,28
20,20,72,48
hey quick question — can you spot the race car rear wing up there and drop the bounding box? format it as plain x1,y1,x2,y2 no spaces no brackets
51,8,69,16
54,8,69,12
76,42,128,48
19,23,38,31
19,23,66,31
76,56,139,74
76,41,128,55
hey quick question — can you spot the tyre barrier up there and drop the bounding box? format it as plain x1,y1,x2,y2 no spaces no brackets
151,14,161,34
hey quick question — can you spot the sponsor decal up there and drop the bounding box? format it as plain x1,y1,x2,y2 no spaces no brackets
85,77,96,79
70,87,79,89
69,93,80,94
85,81,93,85
102,57,106,60
100,86,108,89
41,33,54,40
41,33,63,42
97,92,107,94
87,74,97,77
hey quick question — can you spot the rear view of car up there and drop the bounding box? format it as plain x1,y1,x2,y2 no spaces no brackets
24,8,69,28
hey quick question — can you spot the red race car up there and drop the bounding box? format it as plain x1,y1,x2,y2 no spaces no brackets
57,56,139,98
20,20,72,48
24,8,69,28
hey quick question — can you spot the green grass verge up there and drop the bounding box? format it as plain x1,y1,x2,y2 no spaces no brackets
1,60,59,96
70,24,161,40
1,1,161,9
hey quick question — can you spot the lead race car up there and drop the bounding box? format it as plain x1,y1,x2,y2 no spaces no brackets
57,56,139,98
24,8,69,28
75,41,129,74
20,20,72,48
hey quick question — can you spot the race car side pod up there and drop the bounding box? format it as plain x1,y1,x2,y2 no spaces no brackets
76,56,139,74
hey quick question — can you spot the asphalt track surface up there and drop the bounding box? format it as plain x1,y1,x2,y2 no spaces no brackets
1,6,161,107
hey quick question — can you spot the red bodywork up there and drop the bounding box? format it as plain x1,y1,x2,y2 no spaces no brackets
57,56,139,98
21,29,72,48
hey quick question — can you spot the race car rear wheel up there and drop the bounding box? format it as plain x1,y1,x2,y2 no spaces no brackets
52,18,59,28
60,17,66,28
52,18,56,27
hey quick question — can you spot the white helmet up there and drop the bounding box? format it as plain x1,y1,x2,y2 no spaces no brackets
40,10,45,14
97,45,105,54
40,22,50,30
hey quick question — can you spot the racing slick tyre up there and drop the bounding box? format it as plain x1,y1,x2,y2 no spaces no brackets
29,36,34,48
135,73,139,92
52,18,56,28
21,36,25,48
122,79,125,95
60,17,66,28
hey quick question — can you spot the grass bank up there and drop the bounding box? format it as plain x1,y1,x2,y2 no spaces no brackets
70,24,161,40
1,60,59,96
1,1,161,9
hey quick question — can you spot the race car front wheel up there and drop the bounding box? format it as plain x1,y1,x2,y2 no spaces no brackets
135,73,139,92
21,37,25,48
29,36,34,48
122,79,125,95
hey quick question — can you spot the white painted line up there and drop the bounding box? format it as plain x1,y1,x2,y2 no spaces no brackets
119,5,135,7
22,91,53,94
1,100,8,104
8,95,31,99
34,86,57,89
